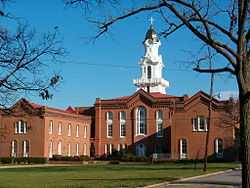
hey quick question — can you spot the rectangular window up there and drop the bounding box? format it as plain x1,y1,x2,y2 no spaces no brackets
68,124,71,136
192,116,208,132
58,122,62,135
76,125,79,137
120,111,126,137
15,120,28,134
49,120,53,135
106,112,113,138
107,124,113,137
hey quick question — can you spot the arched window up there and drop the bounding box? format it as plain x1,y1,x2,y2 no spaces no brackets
136,107,147,135
156,110,163,137
11,140,17,157
48,141,53,158
215,138,223,158
83,143,87,156
67,143,71,157
147,66,152,79
76,125,79,137
76,143,79,156
23,140,29,157
68,124,71,136
179,139,187,159
57,141,62,155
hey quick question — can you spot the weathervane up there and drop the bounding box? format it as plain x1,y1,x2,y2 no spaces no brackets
149,16,154,26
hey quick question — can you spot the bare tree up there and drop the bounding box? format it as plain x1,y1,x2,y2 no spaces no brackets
65,0,250,187
0,1,64,107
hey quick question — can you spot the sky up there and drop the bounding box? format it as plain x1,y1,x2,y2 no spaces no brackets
3,0,238,109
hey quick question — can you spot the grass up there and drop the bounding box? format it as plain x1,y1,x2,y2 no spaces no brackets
0,162,239,188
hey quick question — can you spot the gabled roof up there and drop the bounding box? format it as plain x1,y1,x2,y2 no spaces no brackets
184,90,226,109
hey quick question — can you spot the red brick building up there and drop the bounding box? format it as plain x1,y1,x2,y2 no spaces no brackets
0,24,236,161
0,98,91,158
90,89,235,160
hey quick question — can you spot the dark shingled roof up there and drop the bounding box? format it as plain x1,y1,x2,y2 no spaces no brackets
144,25,158,41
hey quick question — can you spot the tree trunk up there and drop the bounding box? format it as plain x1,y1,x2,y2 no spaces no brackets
238,55,250,188
239,91,250,188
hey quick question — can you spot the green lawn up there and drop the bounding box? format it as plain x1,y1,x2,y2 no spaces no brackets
0,162,239,188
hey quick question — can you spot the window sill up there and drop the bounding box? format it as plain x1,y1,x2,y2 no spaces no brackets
136,134,146,137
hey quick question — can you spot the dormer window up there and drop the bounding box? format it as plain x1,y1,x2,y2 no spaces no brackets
192,116,208,132
15,120,27,134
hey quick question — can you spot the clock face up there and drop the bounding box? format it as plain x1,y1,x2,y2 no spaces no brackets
148,39,153,44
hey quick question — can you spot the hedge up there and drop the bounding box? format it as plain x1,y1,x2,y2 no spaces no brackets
0,157,47,164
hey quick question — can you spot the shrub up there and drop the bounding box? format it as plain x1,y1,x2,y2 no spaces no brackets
29,157,47,164
80,155,90,161
0,157,12,164
52,155,62,161
109,160,120,164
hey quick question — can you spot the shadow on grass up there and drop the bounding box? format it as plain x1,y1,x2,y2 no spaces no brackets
65,177,177,181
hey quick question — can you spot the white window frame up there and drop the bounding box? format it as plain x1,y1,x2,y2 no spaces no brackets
15,120,28,134
180,139,188,159
104,144,108,155
11,140,17,157
49,141,53,158
106,112,113,138
192,116,208,132
67,143,71,156
23,140,29,157
84,126,87,138
76,143,79,156
76,125,79,137
119,111,126,138
57,141,62,155
215,138,223,158
136,107,147,136
156,110,164,138
49,120,53,135
68,124,71,136
83,143,87,156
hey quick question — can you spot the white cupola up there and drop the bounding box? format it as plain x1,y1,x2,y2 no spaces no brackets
133,18,169,94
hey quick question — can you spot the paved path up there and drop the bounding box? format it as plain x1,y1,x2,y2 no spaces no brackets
146,169,242,188
167,169,242,188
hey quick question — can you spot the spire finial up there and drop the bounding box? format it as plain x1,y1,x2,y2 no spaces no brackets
149,16,154,26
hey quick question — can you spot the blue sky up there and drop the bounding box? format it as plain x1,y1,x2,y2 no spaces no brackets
6,0,237,108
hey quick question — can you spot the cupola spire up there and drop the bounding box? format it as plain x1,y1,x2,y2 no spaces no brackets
133,18,169,94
